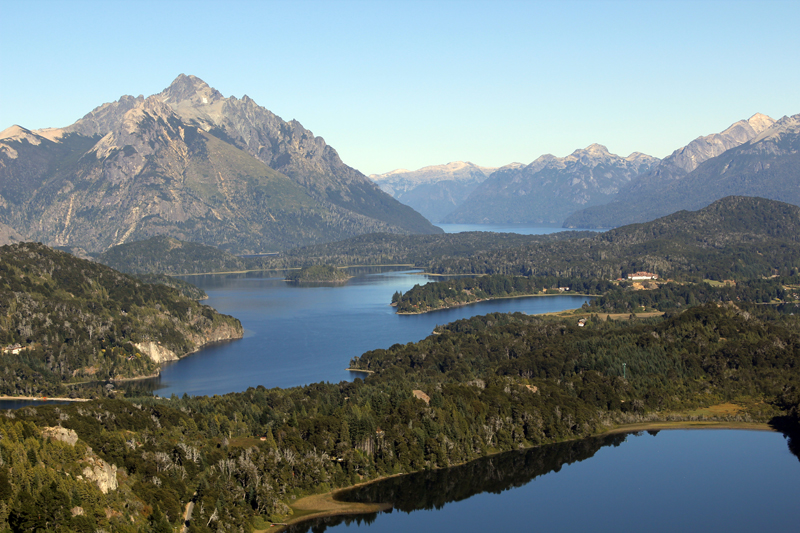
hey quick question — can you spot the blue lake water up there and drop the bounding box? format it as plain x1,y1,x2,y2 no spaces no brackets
436,223,599,235
153,268,588,397
291,429,800,533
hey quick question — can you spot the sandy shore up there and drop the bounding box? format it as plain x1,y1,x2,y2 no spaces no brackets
0,395,91,402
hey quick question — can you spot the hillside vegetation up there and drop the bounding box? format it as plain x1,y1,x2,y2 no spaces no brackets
3,301,799,531
0,243,242,396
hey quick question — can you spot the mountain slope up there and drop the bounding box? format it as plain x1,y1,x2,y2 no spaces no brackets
563,113,778,228
442,144,659,225
156,74,439,234
370,161,500,222
97,235,249,275
0,76,440,253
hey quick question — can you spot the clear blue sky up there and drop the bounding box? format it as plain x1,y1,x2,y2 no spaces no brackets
2,0,798,175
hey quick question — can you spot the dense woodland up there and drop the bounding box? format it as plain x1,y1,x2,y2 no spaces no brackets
96,198,800,285
0,243,241,396
2,301,799,531
253,197,800,281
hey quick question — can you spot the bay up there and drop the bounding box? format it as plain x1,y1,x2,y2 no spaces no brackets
290,429,800,533
152,267,588,397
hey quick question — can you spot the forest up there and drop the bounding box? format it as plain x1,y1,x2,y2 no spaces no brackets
2,300,799,531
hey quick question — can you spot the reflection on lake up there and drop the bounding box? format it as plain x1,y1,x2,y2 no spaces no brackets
147,267,588,397
288,430,800,533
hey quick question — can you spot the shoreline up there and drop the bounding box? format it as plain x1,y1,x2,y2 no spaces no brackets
274,419,773,530
0,395,91,403
396,291,595,315
179,264,418,277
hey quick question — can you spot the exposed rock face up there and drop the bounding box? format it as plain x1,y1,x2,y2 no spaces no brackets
564,113,780,228
443,144,659,225
82,455,118,494
136,314,244,363
134,342,178,363
42,426,79,446
0,221,24,245
0,75,440,254
41,424,118,494
370,161,499,222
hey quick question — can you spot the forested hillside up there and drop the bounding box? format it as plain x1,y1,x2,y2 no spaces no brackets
4,301,799,531
256,197,800,282
0,243,242,396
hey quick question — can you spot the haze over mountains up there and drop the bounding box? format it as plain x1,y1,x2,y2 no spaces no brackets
443,144,659,225
0,75,440,253
374,112,799,229
370,161,506,223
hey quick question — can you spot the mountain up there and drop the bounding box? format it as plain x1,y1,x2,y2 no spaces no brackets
0,76,441,253
441,144,659,225
563,113,779,228
370,161,501,222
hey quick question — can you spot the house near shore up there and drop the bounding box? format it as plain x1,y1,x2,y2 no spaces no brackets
627,272,659,280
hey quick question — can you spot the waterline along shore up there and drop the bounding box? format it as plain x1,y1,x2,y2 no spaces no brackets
274,419,773,531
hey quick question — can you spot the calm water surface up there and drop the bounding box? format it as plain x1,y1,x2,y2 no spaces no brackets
291,430,800,533
154,268,588,397
437,223,596,235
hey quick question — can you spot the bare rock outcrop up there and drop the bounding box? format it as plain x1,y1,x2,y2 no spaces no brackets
134,341,179,363
42,426,79,446
82,455,118,494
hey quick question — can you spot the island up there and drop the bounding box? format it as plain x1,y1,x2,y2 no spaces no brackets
286,264,351,283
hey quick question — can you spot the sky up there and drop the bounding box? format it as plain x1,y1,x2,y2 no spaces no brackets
1,0,798,176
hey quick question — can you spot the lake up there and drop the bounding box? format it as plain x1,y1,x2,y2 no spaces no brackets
287,429,800,533
152,268,588,397
436,223,604,235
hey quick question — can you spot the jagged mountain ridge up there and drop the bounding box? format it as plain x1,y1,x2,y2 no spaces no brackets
370,161,506,222
563,113,779,228
442,144,660,225
0,75,440,253
156,75,437,234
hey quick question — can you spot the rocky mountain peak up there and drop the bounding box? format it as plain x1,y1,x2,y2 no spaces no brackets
747,112,776,134
0,125,39,143
160,74,221,104
158,75,228,131
750,112,800,144
583,143,610,154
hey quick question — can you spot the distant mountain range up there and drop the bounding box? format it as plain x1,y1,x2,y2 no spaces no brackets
374,112,800,229
370,161,503,223
442,144,659,225
0,75,441,253
563,113,784,228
